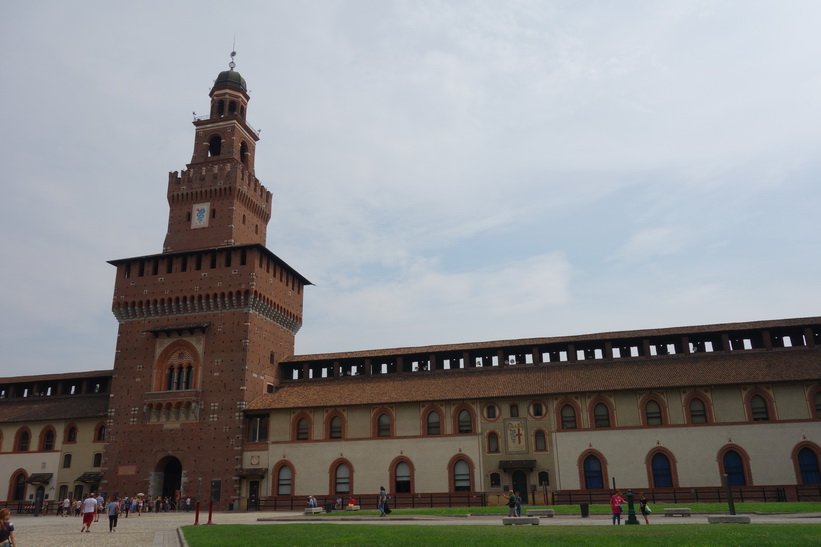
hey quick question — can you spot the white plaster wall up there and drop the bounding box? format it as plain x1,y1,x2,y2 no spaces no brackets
266,434,483,497
712,386,745,421
773,384,811,419
554,422,819,490
0,451,60,501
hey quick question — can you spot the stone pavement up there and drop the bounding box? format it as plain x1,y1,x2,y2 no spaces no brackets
11,510,821,546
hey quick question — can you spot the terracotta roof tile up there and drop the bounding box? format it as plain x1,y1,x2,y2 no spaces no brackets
0,395,109,423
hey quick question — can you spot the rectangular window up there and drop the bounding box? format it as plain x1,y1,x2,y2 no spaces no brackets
247,416,269,442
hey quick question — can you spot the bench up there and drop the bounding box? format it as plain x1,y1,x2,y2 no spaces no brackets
663,508,692,517
345,505,360,511
503,516,540,525
525,509,554,518
303,507,325,515
708,515,751,524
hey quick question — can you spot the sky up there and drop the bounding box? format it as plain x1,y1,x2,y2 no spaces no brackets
2,1,821,376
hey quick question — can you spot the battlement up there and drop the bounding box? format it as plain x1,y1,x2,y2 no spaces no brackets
277,317,821,381
168,163,272,206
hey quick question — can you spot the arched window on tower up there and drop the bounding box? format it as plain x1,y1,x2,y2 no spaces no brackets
240,141,249,166
161,349,198,392
217,100,225,117
208,135,222,157
228,101,238,115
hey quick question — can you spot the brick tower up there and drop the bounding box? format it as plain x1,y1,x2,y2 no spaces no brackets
103,56,309,508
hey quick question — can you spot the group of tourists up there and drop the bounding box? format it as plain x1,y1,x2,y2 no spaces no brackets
609,490,652,524
53,491,189,533
58,493,183,518
506,491,523,517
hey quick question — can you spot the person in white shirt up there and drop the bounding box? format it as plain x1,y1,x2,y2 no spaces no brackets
61,497,71,517
80,493,98,532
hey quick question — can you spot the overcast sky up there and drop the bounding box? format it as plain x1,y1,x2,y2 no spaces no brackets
2,1,820,376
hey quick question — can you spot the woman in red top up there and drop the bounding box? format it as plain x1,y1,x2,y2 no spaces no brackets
610,490,625,525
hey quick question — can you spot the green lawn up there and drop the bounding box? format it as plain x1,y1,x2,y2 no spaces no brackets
183,522,821,547
182,502,821,546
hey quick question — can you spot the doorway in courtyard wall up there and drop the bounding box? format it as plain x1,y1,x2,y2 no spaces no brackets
156,456,182,499
512,470,528,504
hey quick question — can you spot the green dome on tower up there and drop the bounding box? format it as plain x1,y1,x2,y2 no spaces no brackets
213,69,247,92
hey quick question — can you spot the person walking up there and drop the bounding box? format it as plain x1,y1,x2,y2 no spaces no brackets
94,493,104,522
378,486,387,517
61,496,71,518
639,494,651,525
506,491,517,517
106,496,120,532
80,492,98,532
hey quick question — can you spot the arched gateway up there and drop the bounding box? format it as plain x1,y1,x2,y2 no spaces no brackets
154,456,182,499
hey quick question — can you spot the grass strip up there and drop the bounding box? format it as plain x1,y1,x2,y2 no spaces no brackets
183,522,821,547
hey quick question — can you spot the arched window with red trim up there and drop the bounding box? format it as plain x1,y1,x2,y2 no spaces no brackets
448,455,475,492
39,427,57,451
14,428,31,452
719,445,752,486
273,461,294,496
